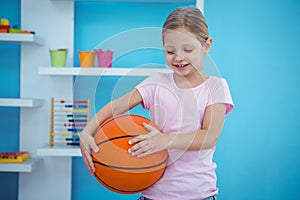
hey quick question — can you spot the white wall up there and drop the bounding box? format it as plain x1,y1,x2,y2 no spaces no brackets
19,0,74,200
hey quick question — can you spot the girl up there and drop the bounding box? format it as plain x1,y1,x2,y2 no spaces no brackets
80,6,234,200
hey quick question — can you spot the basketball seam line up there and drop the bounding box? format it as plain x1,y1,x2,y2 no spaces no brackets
93,155,169,170
100,114,148,127
96,135,136,146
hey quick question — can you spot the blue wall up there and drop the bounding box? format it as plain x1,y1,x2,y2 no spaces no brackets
0,0,21,199
72,2,193,200
205,0,300,199
1,0,300,199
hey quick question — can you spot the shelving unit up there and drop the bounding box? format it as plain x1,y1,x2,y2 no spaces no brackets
17,1,75,199
0,98,42,107
0,158,41,173
0,30,44,177
39,67,171,76
37,145,81,157
0,33,44,45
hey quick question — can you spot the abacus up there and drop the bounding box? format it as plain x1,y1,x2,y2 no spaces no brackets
49,98,90,146
0,152,30,163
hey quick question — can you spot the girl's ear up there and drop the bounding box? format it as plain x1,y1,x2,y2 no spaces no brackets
204,37,212,53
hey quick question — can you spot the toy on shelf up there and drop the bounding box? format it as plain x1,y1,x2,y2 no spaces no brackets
0,18,35,34
49,98,90,146
0,18,10,33
0,152,30,163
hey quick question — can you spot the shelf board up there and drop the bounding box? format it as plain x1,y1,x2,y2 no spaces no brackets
0,98,42,107
37,145,82,157
0,98,43,107
39,67,172,76
0,158,41,173
0,33,43,45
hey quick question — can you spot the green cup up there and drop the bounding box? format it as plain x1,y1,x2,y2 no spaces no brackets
50,49,68,67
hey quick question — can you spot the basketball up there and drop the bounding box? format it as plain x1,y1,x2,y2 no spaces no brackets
91,114,168,194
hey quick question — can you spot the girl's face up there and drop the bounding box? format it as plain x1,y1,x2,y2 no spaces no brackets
163,28,210,78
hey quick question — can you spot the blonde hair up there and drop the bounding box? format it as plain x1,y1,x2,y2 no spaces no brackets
162,6,209,44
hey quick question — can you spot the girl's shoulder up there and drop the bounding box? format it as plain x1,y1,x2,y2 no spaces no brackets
207,75,226,82
204,76,233,94
206,76,229,87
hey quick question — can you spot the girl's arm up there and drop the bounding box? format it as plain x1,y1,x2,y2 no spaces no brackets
128,103,227,158
80,89,143,175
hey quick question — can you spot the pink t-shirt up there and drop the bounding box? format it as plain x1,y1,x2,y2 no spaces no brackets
136,73,234,200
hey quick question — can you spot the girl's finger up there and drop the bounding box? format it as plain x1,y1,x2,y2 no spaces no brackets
137,150,153,158
82,151,94,175
80,141,96,174
80,134,99,153
128,135,146,145
90,140,99,153
143,122,156,131
129,140,148,153
131,143,151,157
87,154,95,171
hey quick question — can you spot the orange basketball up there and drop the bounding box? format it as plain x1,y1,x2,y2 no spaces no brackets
92,114,168,194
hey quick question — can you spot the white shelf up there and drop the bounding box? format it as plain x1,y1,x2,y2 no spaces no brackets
37,145,82,157
0,98,42,107
0,158,41,173
39,67,172,76
0,33,43,45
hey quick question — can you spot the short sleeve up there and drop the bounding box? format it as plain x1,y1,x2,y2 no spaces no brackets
207,78,234,115
135,74,160,110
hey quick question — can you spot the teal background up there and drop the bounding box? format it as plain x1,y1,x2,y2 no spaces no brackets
206,0,300,199
1,0,300,199
0,0,20,200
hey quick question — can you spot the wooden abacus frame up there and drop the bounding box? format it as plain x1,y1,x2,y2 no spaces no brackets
49,98,90,146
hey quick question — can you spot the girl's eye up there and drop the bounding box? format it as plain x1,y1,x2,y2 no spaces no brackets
184,49,193,53
166,50,175,54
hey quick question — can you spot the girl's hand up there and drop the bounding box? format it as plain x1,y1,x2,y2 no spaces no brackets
79,132,99,175
128,122,169,158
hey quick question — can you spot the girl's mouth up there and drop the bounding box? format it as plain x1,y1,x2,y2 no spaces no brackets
174,64,189,69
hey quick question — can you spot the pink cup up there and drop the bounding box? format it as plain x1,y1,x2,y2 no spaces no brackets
94,49,113,68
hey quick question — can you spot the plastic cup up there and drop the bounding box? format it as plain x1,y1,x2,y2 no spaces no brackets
94,49,113,68
50,49,68,67
78,51,95,67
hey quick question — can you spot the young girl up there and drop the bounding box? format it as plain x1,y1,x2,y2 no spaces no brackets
80,6,234,200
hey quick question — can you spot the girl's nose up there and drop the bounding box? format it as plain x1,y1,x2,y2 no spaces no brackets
174,53,184,62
